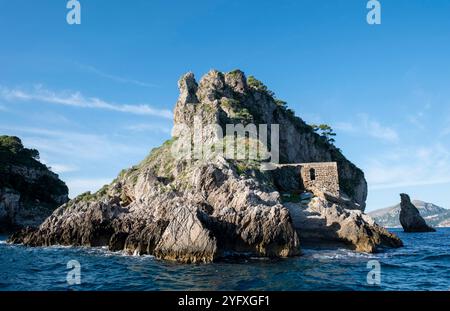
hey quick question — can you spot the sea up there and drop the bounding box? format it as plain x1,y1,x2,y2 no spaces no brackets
0,228,449,291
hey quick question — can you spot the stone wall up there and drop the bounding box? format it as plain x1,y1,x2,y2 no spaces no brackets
274,162,340,197
299,162,339,197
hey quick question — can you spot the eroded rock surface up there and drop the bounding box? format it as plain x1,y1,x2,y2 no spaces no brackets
10,150,300,262
287,189,403,252
173,70,367,210
9,70,401,261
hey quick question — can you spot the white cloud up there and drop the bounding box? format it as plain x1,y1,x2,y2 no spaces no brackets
39,157,79,174
334,122,355,132
0,85,173,119
77,64,158,88
0,125,147,160
407,101,431,130
407,113,425,130
0,125,149,198
124,123,172,134
333,114,399,143
365,143,450,190
359,114,399,143
48,164,79,174
66,178,113,198
26,111,75,126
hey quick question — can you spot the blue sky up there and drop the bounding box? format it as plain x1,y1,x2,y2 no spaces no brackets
1,0,449,212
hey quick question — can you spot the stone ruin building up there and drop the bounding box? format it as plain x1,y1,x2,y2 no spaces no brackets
276,162,340,197
300,162,340,197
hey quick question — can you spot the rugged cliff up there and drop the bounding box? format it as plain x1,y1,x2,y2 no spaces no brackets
11,142,300,262
173,70,367,210
9,70,401,261
0,136,69,232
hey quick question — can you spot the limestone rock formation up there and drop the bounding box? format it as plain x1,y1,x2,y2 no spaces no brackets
173,70,368,210
10,150,300,262
0,136,69,233
286,189,403,252
399,193,436,233
9,70,401,261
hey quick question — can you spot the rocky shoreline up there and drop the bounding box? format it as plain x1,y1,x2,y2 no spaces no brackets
8,70,403,262
9,157,301,263
286,189,402,252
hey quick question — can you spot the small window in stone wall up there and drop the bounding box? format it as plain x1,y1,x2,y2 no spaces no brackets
309,168,316,181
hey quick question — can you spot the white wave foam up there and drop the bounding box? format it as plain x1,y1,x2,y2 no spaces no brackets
46,245,74,249
305,248,377,260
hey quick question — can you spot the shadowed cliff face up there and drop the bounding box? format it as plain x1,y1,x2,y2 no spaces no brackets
399,193,436,233
0,136,69,233
173,70,367,210
9,70,400,262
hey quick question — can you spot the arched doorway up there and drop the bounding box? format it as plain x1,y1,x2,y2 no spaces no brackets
309,168,316,181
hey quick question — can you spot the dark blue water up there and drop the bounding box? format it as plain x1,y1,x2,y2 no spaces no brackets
1,228,449,291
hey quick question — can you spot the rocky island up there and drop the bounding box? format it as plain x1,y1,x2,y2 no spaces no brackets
399,193,436,233
0,136,69,233
9,70,402,262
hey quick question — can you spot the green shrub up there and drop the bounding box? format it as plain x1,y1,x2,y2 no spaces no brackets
221,98,240,110
247,76,275,97
0,136,42,169
311,124,337,144
233,108,253,123
274,99,287,107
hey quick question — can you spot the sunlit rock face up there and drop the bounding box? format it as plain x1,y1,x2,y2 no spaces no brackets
9,70,401,262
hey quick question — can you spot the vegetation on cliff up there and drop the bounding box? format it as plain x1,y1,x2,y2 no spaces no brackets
9,70,401,261
0,136,41,170
0,136,68,232
0,136,68,201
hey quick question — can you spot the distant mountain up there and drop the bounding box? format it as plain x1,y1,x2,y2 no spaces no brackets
369,200,450,228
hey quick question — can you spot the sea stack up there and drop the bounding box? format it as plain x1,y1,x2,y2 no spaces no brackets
399,193,436,233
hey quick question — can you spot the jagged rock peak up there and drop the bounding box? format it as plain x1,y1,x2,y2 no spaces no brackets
399,193,436,233
177,72,199,104
225,70,247,94
178,69,249,105
173,69,368,210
